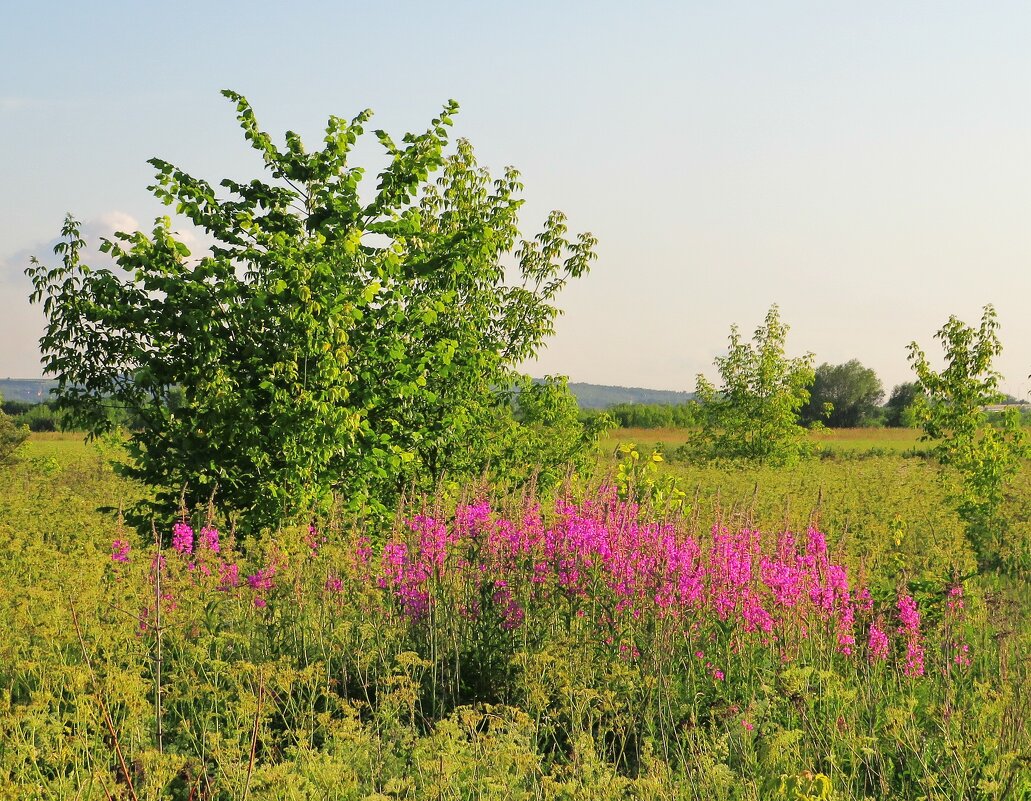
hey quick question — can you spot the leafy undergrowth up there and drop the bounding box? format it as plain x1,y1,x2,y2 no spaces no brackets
2,478,1029,799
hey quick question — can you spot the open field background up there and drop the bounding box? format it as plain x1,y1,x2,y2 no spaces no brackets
600,427,928,458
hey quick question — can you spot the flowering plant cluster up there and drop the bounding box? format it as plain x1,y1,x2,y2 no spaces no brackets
111,489,972,685
357,490,966,677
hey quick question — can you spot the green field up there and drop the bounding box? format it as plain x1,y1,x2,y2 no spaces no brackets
600,426,928,458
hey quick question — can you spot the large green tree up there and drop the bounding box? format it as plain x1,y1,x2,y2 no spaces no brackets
694,305,815,465
28,92,597,528
800,359,884,428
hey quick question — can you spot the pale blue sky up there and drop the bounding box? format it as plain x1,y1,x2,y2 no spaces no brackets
3,2,1031,396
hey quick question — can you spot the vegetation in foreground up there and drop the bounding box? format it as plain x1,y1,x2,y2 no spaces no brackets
2,437,1029,800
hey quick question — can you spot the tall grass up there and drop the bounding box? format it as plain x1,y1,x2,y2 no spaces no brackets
2,479,1028,799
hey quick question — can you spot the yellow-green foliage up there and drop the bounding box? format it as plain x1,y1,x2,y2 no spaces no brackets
0,408,28,466
600,432,974,582
1,435,1029,800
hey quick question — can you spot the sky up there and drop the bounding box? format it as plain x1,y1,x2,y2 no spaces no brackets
3,1,1031,397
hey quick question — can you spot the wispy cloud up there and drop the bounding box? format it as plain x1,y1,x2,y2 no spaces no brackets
1,210,214,379
0,96,57,112
0,211,143,285
0,211,145,377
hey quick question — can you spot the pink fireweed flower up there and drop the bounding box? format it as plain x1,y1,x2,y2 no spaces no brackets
378,540,431,619
354,536,373,570
867,622,890,661
856,587,874,615
492,586,525,630
742,719,754,732
944,584,971,667
946,584,965,613
218,562,239,589
835,596,857,655
741,592,775,634
618,643,641,661
111,539,130,563
760,556,804,608
172,523,194,555
200,526,220,554
903,638,925,677
325,575,344,593
897,594,920,631
455,501,493,540
305,524,324,555
247,566,275,610
247,567,275,592
896,594,925,677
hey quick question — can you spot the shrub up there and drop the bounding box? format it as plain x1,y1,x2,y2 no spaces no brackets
0,397,28,464
694,305,815,465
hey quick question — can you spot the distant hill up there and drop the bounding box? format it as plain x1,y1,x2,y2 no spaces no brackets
2,377,693,411
0,378,57,403
557,382,695,410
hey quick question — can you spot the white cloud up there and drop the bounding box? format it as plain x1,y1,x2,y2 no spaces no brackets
90,211,140,235
0,211,179,378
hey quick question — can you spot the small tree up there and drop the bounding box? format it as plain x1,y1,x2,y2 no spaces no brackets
694,305,815,465
491,376,612,489
800,360,884,428
27,92,597,529
908,305,1027,571
883,382,921,428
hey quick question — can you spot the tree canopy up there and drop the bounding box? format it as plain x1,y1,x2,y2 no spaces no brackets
883,382,921,428
800,360,884,428
28,91,598,529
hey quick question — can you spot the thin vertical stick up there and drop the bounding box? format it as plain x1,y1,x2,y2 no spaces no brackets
70,601,140,801
241,673,264,801
152,520,164,755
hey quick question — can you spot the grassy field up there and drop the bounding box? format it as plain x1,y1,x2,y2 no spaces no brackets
600,426,927,457
2,432,1029,799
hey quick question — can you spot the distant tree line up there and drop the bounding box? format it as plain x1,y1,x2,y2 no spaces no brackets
2,399,69,432
582,368,1031,435
1,394,184,433
582,376,952,432
10,368,1027,438
603,402,700,428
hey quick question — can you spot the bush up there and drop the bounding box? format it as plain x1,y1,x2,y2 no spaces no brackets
694,305,815,465
909,305,1029,572
14,402,64,432
0,398,28,464
606,401,700,429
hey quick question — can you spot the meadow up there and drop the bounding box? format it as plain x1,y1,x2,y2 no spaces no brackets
599,427,928,460
2,430,1029,799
